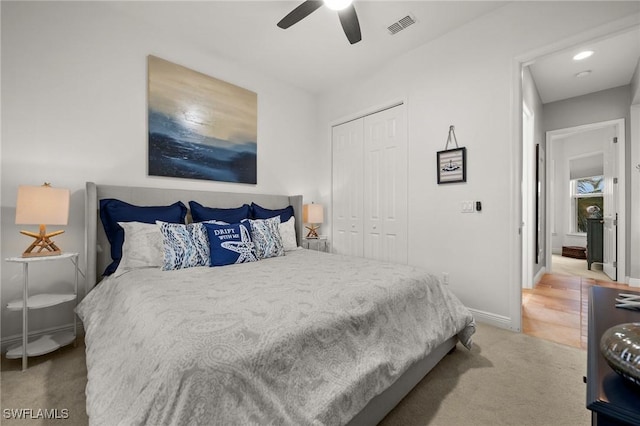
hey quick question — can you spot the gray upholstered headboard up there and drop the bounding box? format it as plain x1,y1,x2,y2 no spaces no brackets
85,182,303,293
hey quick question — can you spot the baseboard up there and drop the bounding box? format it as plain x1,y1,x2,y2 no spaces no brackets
469,308,513,330
1,323,84,353
533,267,546,285
628,276,640,288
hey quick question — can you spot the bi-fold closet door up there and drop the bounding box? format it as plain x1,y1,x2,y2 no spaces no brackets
331,104,408,264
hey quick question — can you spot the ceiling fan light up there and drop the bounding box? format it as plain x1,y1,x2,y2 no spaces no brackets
324,0,352,11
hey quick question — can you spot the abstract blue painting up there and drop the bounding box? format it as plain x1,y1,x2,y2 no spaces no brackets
147,56,257,184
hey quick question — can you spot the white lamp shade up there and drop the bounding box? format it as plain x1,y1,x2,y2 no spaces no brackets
303,203,324,224
15,185,70,225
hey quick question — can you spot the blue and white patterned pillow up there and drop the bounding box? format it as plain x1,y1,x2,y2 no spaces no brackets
203,222,258,267
246,217,285,259
157,221,210,270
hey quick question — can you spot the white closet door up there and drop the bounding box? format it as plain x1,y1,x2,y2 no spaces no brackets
363,105,407,263
332,119,364,257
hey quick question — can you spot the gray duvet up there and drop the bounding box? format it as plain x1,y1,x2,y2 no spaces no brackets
77,249,475,425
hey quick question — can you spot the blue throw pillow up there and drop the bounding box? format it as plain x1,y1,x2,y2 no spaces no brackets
99,199,187,275
251,202,294,223
189,201,251,223
203,222,258,267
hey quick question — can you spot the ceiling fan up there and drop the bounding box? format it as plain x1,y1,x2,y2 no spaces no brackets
277,0,362,45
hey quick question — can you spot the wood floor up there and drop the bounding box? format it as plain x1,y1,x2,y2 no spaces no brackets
522,272,630,349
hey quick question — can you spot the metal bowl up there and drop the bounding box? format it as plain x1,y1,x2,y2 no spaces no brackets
600,322,640,387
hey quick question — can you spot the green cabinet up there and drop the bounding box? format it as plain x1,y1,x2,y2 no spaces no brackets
586,218,603,270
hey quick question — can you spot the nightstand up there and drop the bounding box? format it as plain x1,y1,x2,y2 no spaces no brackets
302,236,330,253
5,252,79,371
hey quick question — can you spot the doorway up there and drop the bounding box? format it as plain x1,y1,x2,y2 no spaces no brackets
545,119,625,283
512,21,638,335
522,120,626,349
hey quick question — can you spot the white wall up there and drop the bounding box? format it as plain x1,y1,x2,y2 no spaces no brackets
631,59,640,104
544,85,632,133
631,104,640,285
317,2,640,328
1,2,321,340
631,56,640,286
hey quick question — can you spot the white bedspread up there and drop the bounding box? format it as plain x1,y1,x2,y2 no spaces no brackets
77,249,475,425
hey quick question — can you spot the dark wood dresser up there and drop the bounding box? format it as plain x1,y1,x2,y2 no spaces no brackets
587,286,640,425
586,219,603,270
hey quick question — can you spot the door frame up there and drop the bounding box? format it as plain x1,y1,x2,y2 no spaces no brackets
521,102,535,290
510,15,638,332
545,119,626,281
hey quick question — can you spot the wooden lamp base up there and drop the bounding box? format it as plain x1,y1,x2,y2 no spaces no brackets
20,225,64,257
305,224,320,239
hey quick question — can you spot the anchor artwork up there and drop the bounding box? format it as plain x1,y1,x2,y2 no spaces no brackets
437,125,467,184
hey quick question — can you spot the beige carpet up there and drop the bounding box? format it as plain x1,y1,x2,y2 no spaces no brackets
1,338,88,425
382,323,589,426
1,323,589,426
551,254,610,281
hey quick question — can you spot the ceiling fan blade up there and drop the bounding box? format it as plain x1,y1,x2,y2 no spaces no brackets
338,4,362,44
277,0,324,29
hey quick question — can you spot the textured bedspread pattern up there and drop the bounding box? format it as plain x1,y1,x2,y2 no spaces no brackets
77,250,475,425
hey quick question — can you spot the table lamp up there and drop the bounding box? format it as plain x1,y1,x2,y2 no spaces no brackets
303,203,323,239
15,183,70,257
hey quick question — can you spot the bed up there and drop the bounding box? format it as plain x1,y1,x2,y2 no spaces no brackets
78,182,475,425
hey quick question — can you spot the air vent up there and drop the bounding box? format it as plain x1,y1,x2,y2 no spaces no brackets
387,14,416,35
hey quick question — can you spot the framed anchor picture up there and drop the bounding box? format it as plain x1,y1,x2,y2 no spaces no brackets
437,125,467,184
437,147,466,184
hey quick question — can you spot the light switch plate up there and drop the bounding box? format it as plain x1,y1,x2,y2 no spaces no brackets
461,201,474,213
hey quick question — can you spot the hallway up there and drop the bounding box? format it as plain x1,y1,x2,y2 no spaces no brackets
522,273,630,349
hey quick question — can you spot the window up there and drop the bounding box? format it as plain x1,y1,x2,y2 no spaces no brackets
571,176,603,233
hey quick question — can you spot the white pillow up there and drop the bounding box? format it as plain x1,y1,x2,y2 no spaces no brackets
279,216,298,251
114,221,163,276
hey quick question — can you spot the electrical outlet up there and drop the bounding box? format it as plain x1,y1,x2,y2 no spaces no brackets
442,272,449,285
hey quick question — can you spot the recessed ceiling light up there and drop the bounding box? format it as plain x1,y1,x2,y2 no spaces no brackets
575,70,592,78
324,0,352,11
573,50,594,61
